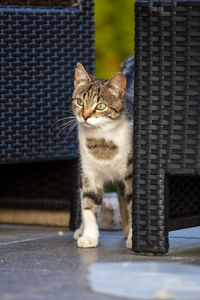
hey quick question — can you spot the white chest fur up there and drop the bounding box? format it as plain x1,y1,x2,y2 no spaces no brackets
78,118,133,183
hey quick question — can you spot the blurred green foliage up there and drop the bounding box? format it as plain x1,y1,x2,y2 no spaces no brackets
94,0,135,79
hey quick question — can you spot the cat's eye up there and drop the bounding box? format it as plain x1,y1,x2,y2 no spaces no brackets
96,103,106,110
77,98,84,107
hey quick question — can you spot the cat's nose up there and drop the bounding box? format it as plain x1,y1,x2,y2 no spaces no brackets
82,111,91,121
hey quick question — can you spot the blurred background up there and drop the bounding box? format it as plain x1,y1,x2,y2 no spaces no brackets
94,0,135,79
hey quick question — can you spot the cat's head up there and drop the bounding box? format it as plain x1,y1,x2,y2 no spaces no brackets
72,63,126,127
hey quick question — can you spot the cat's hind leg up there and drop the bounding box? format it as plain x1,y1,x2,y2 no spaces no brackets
117,183,129,238
118,181,133,249
123,156,133,249
125,200,133,249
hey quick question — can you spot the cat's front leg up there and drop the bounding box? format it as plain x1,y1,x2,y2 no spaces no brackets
77,208,99,248
74,223,84,241
77,179,103,248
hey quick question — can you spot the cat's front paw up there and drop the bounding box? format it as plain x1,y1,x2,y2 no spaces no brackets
77,235,98,248
74,227,83,241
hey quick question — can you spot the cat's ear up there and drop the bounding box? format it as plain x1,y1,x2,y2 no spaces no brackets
74,63,92,87
106,72,126,97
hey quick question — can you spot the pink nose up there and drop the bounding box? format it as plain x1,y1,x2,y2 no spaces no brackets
82,112,91,121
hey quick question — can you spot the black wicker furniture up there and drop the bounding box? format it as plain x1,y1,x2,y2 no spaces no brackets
133,0,200,254
0,0,94,228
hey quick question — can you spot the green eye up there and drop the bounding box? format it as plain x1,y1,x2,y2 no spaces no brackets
77,98,84,106
96,103,106,110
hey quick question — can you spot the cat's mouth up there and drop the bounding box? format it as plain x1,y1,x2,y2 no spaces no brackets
77,116,108,128
77,119,93,127
78,117,98,127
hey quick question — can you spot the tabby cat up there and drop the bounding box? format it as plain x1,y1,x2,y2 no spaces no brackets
72,63,133,248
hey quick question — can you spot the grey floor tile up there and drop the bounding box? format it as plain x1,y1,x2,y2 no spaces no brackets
1,225,200,300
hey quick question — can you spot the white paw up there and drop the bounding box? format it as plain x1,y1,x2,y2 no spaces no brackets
77,235,98,248
126,238,132,249
73,227,83,241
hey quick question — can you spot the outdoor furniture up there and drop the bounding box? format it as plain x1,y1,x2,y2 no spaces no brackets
133,0,200,254
0,0,94,229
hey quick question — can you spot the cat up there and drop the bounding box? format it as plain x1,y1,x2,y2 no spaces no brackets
72,63,133,248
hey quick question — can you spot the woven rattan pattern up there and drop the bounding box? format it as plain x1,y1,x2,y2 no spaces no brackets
0,1,79,8
134,0,200,254
0,0,94,163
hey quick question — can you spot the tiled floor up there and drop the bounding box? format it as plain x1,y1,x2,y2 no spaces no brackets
0,224,200,300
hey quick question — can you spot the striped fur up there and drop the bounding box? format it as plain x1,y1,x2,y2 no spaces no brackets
72,63,133,248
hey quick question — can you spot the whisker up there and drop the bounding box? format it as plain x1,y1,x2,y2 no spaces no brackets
56,125,69,136
55,120,77,136
56,124,76,136
54,117,76,126
54,120,76,134
51,116,76,129
65,122,78,136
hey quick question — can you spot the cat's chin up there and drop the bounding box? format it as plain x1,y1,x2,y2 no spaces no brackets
82,122,93,128
77,116,111,128
78,119,102,127
77,122,93,129
85,119,101,126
